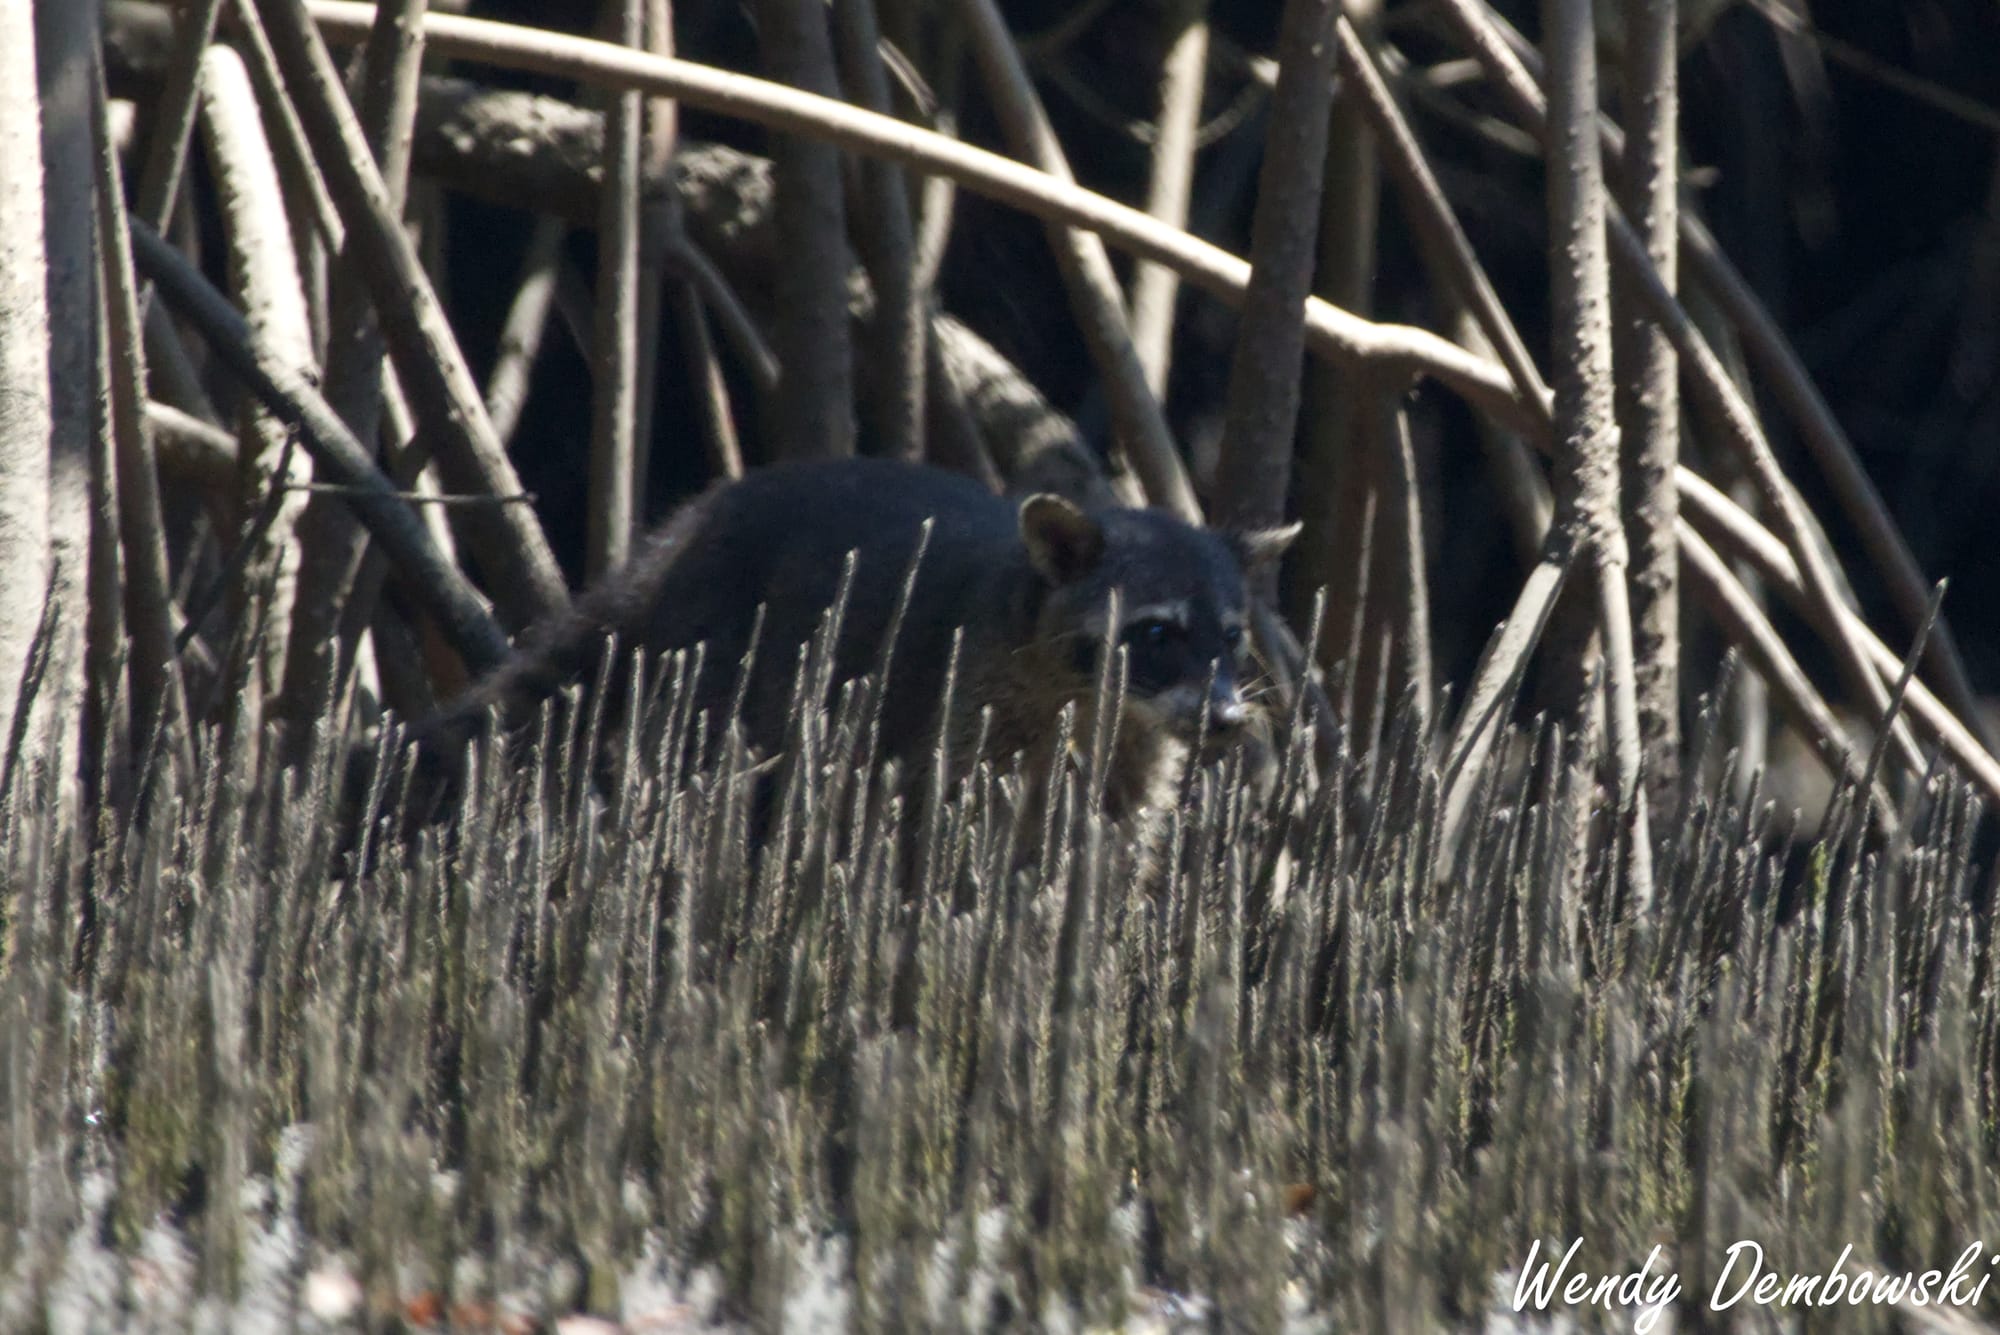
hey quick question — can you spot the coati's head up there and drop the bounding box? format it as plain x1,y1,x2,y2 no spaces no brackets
1017,493,1298,742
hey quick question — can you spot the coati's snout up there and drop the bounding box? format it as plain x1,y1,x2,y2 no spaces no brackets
1018,492,1298,743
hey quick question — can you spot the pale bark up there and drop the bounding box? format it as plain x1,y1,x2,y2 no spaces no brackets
278,0,429,733
200,43,315,719
1543,0,1652,910
37,0,104,793
255,0,567,630
1212,0,1338,588
1295,3,1381,655
0,0,54,777
589,0,642,569
131,221,512,680
955,0,1197,515
1615,0,1682,819
752,0,856,458
96,73,193,782
1128,0,1209,398
834,0,925,461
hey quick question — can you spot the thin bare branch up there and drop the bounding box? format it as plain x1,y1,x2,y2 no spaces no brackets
254,0,567,630
279,0,429,736
226,0,346,248
1543,0,1650,907
954,0,1197,516
678,290,748,481
147,400,239,492
1128,0,1209,397
1679,475,2000,811
38,0,104,789
131,219,512,679
1439,543,1573,852
315,23,1538,438
1616,0,1683,817
630,0,676,509
200,42,316,720
835,0,926,460
1364,379,1433,735
589,0,643,571
1679,523,1896,829
1434,0,1927,786
1212,0,1338,564
753,0,857,458
1295,2,1380,662
94,84,194,776
1337,23,1543,410
484,215,567,448
1680,212,1997,758
131,0,227,231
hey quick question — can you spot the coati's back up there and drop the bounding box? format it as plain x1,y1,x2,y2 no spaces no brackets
427,457,1291,816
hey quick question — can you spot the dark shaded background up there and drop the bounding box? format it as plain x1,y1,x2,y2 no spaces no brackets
441,0,2000,703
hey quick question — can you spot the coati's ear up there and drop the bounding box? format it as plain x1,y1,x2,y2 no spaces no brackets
1229,521,1302,570
1019,493,1105,584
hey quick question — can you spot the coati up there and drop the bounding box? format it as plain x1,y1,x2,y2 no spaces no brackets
421,457,1295,823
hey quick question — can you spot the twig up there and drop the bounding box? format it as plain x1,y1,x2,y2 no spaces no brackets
752,0,857,458
39,0,104,786
131,0,227,231
254,0,567,630
1439,542,1572,857
1615,0,1683,817
1431,0,1923,786
909,38,961,301
1364,378,1433,734
1213,0,1338,580
662,233,781,391
678,291,747,480
146,400,239,492
589,0,643,571
1678,524,1895,830
131,219,512,678
1338,24,1544,414
199,42,315,712
284,482,537,505
278,0,427,738
631,0,676,509
1128,0,1209,397
484,215,567,447
1541,0,1651,909
1679,474,2000,811
1293,2,1380,658
954,0,1197,516
301,2,1538,434
227,0,346,249
94,89,194,778
835,0,926,460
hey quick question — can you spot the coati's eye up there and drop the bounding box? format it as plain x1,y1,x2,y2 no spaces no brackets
1223,624,1244,652
1127,617,1175,648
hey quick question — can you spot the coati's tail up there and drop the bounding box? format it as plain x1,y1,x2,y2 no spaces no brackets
399,483,722,816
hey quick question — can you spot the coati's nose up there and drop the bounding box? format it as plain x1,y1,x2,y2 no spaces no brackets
1207,677,1249,732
